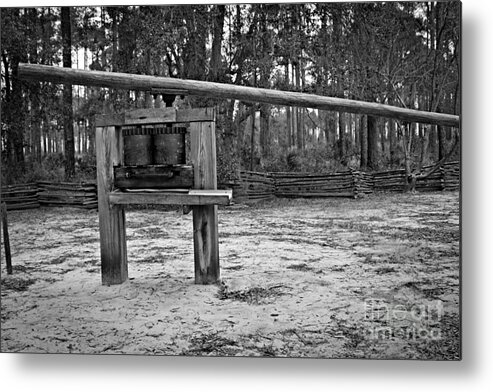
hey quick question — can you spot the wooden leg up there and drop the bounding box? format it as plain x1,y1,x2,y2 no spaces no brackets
99,205,128,285
190,117,220,284
1,203,13,275
96,125,128,285
193,205,219,284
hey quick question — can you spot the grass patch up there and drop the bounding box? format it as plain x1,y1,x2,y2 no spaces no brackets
182,332,239,356
223,265,243,271
218,283,288,305
413,313,460,360
375,266,397,275
1,277,37,291
286,263,314,272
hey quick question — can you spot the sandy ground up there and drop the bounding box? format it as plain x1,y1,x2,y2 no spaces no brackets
1,192,460,359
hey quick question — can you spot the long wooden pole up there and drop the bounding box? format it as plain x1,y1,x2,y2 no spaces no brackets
1,203,13,275
18,63,459,127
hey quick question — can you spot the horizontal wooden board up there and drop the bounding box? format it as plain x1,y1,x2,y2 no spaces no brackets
1,196,39,203
277,192,355,198
109,189,232,206
5,201,40,210
96,108,215,127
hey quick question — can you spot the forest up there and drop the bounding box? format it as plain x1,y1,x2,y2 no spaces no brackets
1,2,461,185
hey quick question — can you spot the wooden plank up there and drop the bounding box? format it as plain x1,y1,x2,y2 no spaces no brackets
276,192,355,198
1,203,13,275
150,87,189,96
96,109,176,127
124,107,176,124
190,118,220,284
37,183,96,191
176,108,216,123
39,199,96,205
37,180,96,186
38,191,96,198
5,202,40,211
114,165,194,189
2,196,39,203
109,189,232,206
96,108,215,127
18,63,459,127
270,171,353,177
96,125,128,285
1,186,39,195
95,113,125,128
1,183,38,190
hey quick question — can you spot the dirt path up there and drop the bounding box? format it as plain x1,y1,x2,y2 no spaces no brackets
1,192,460,359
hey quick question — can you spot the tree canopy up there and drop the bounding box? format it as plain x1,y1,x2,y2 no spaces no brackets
1,2,460,184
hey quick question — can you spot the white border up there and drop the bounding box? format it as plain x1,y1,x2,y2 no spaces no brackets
1,0,491,391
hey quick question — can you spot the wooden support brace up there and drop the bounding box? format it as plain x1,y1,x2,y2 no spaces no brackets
190,117,220,284
1,203,13,275
109,189,232,206
96,125,128,285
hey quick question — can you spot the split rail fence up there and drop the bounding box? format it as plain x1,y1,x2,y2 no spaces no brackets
1,161,459,210
233,161,460,202
1,181,97,211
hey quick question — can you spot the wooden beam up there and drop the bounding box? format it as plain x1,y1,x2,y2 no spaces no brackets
1,203,13,275
109,189,232,206
190,119,220,284
96,125,128,285
95,107,215,127
18,63,459,127
150,87,189,96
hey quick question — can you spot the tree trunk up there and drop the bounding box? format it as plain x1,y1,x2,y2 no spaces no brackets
88,116,95,157
349,113,355,157
61,7,75,179
28,8,42,163
29,87,42,163
402,123,415,192
209,5,225,81
292,106,298,149
437,124,446,161
249,107,256,171
323,112,329,147
294,62,303,150
389,119,396,166
420,124,429,168
354,114,360,153
367,115,378,170
360,114,368,169
109,7,119,106
380,122,386,161
285,63,292,149
338,112,346,163
259,104,270,158
10,51,26,173
286,106,292,149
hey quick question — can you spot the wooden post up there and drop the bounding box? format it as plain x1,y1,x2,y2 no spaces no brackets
1,203,13,275
96,125,128,285
190,113,220,284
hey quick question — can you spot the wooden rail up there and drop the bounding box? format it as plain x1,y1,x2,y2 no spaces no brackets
18,63,459,127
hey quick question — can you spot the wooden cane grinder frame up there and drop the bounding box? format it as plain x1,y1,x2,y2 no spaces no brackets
17,63,460,287
95,106,232,286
